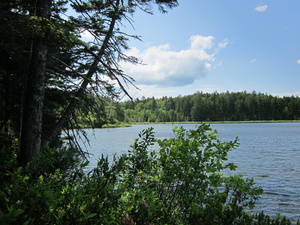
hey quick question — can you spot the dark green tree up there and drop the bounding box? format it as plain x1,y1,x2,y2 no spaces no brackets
120,91,300,123
0,0,178,164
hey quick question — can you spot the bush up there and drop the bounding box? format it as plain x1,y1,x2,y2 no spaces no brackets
0,124,299,224
119,124,264,224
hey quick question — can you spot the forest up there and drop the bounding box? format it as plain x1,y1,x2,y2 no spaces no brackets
1,0,299,224
85,91,300,127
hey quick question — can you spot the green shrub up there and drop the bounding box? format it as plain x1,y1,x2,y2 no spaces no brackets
119,124,264,224
1,124,299,224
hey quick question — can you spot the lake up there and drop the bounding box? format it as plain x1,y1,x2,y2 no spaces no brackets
79,122,300,222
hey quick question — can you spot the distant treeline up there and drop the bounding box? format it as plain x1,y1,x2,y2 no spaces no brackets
80,91,300,127
117,91,300,123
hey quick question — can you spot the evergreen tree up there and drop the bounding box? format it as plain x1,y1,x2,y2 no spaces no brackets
0,0,178,164
120,91,300,123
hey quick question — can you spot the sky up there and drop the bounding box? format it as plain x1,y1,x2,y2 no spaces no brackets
97,1,300,99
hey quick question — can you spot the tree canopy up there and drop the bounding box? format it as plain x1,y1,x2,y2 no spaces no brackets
0,0,178,164
107,91,300,124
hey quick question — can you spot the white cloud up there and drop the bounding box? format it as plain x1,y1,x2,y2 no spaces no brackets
120,35,223,87
123,84,180,100
297,59,300,64
272,92,300,97
190,35,214,49
249,58,257,63
80,30,95,40
255,4,268,12
122,82,219,100
218,39,229,49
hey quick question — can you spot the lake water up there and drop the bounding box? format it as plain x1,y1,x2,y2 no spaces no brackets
79,122,300,222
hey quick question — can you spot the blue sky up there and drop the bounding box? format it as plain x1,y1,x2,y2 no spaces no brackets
114,1,300,99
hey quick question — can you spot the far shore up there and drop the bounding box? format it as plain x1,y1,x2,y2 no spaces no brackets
132,120,300,125
93,120,300,129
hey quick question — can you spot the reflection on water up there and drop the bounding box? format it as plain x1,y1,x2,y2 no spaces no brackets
79,122,300,222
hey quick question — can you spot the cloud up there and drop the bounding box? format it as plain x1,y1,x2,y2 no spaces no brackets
297,59,300,64
190,35,214,49
123,84,181,100
272,92,300,97
80,30,94,40
217,60,223,66
120,35,222,87
122,81,219,100
255,4,268,12
249,58,257,63
218,39,229,49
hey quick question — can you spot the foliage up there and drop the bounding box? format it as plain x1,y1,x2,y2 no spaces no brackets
119,124,264,224
117,91,300,123
0,0,179,164
1,124,299,224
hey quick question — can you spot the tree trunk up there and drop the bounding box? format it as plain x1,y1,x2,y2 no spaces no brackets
18,0,52,165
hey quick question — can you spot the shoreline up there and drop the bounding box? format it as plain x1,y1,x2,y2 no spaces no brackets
81,120,300,129
132,120,300,125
